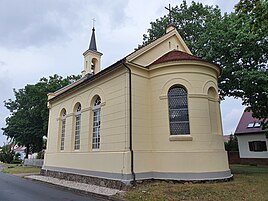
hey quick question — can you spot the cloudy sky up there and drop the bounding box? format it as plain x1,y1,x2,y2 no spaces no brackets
0,0,244,145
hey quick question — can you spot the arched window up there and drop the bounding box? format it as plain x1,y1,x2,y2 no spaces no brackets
74,103,81,150
91,58,97,74
168,86,190,135
60,109,66,151
92,96,101,149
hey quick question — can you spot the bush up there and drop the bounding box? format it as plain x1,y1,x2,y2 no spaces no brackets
36,150,45,159
225,134,239,151
0,144,15,164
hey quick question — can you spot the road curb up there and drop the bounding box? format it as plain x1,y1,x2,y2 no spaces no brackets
24,175,127,201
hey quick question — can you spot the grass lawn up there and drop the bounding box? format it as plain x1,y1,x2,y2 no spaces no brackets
117,165,268,201
1,164,41,174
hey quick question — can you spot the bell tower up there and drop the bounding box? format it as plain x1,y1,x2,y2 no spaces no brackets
82,25,102,77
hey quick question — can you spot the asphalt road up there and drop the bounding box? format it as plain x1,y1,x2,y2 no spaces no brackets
0,172,103,201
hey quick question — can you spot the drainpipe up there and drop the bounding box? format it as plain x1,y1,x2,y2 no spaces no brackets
122,61,136,185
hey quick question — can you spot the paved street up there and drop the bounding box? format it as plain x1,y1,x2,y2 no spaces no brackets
0,172,103,201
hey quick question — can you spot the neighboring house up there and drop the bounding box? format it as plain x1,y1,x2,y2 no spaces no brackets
235,111,268,161
43,24,231,188
11,145,26,160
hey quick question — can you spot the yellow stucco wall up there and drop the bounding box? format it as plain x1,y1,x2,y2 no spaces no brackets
45,68,132,175
128,61,229,174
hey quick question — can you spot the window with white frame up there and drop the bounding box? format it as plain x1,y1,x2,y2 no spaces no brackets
74,103,81,150
92,96,101,149
60,109,66,151
249,141,267,152
168,86,190,135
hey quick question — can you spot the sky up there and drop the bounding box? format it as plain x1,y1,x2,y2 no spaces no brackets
0,0,244,146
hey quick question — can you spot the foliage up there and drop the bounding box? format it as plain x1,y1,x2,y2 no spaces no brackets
141,0,268,128
36,150,45,159
224,134,239,151
235,0,268,36
0,144,15,164
2,74,81,157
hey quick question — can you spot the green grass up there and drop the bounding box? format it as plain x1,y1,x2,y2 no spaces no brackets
117,165,268,201
2,165,41,174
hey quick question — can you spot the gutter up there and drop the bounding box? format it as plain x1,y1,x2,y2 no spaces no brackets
122,60,136,185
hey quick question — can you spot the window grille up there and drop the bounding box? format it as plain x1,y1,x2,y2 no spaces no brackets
74,104,81,150
92,97,101,149
249,141,267,152
60,110,66,150
168,86,190,135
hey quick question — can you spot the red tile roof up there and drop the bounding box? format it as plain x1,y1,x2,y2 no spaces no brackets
151,50,204,65
235,111,266,135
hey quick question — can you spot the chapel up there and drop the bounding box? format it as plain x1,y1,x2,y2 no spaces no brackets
42,23,232,188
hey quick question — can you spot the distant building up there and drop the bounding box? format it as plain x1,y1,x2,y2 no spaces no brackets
42,24,231,188
11,144,26,159
235,111,268,161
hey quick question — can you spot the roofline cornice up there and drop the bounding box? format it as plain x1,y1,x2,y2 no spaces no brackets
149,59,221,77
48,59,125,103
83,49,103,56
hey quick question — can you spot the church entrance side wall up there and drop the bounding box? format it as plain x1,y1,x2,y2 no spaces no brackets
43,69,133,182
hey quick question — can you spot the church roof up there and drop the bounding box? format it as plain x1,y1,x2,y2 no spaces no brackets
89,27,97,51
235,111,267,135
48,58,124,102
151,50,204,65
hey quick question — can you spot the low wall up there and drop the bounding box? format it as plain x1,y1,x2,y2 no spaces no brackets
228,151,268,165
24,159,44,167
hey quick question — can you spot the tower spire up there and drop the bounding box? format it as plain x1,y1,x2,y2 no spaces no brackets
82,19,102,77
89,27,97,51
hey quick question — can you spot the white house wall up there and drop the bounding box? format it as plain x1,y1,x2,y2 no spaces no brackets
237,134,268,158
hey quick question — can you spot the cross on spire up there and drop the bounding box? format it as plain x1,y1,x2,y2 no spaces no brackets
165,4,174,24
89,18,97,51
92,18,96,28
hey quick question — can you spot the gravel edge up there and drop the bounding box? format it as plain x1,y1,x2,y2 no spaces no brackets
25,175,126,201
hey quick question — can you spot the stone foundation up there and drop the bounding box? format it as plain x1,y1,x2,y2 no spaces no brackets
41,168,232,191
40,169,129,190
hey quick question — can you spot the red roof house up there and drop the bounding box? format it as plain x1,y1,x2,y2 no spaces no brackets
234,111,268,160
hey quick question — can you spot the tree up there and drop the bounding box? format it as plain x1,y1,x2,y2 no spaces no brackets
235,0,268,36
2,74,81,158
234,0,268,130
0,144,15,164
142,0,268,128
224,134,239,151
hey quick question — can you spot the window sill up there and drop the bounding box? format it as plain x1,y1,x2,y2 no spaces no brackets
169,135,193,141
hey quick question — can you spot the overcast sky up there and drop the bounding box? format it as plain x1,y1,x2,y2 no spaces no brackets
0,0,244,146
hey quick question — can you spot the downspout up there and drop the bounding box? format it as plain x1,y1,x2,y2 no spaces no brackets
122,61,136,185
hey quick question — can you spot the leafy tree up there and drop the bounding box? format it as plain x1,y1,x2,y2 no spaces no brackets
0,144,15,164
2,74,81,158
142,0,268,128
234,0,268,130
224,134,239,151
235,0,268,36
